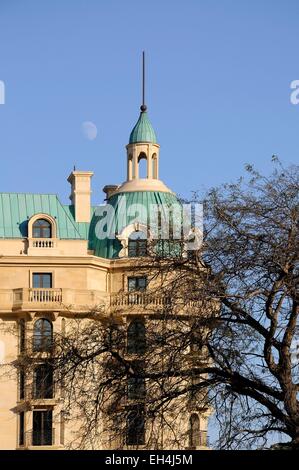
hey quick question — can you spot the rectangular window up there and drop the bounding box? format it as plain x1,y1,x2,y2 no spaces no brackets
127,320,146,355
19,319,25,353
128,239,147,257
128,377,146,400
127,361,146,400
19,412,25,446
33,273,52,288
60,411,65,446
19,369,25,400
126,405,145,446
34,364,53,399
32,410,53,446
128,277,147,292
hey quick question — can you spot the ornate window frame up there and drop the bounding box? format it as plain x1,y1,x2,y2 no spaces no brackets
28,213,57,239
117,222,153,258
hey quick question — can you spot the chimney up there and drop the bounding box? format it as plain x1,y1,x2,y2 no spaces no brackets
67,171,94,222
102,184,119,200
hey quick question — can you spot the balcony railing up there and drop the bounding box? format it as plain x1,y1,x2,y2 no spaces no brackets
110,292,171,308
14,288,62,304
31,238,56,248
29,288,62,303
109,292,203,314
188,430,208,448
10,287,106,313
24,428,55,447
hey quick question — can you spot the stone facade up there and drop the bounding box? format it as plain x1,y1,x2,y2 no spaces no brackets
0,105,210,450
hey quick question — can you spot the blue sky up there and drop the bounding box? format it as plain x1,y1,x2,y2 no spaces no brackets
0,0,298,207
0,1,297,447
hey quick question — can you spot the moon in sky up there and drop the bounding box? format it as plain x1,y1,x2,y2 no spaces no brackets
81,121,98,140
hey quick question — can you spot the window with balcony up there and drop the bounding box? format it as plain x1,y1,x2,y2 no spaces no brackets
128,276,147,292
32,410,53,446
127,319,146,355
126,405,145,446
33,273,52,288
128,231,147,257
34,364,53,399
33,319,53,352
32,219,52,238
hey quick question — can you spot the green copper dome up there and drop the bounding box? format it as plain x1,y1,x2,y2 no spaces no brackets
91,191,180,259
129,111,157,144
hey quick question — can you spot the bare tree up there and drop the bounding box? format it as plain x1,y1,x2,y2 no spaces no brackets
148,160,298,449
17,161,299,450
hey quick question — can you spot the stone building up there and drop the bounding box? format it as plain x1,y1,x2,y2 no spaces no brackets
0,96,210,449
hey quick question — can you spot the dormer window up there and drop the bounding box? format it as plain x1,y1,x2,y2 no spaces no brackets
128,231,147,257
33,219,52,238
117,223,150,258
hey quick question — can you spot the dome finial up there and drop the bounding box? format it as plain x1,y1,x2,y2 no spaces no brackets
140,51,147,112
129,52,157,143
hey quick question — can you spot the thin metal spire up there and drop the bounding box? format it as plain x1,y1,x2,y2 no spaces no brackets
140,51,147,112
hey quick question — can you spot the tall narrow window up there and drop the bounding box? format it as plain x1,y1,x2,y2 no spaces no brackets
60,411,65,446
19,369,25,400
138,153,147,178
33,319,53,352
32,410,53,446
19,412,25,446
189,413,200,448
126,405,145,446
19,319,26,353
128,231,147,257
127,361,146,400
34,364,53,398
32,219,52,238
127,319,146,355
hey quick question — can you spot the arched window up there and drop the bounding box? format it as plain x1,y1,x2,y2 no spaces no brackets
127,319,146,355
189,413,200,448
126,405,145,445
138,152,147,178
128,231,147,257
32,219,52,238
33,319,53,352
